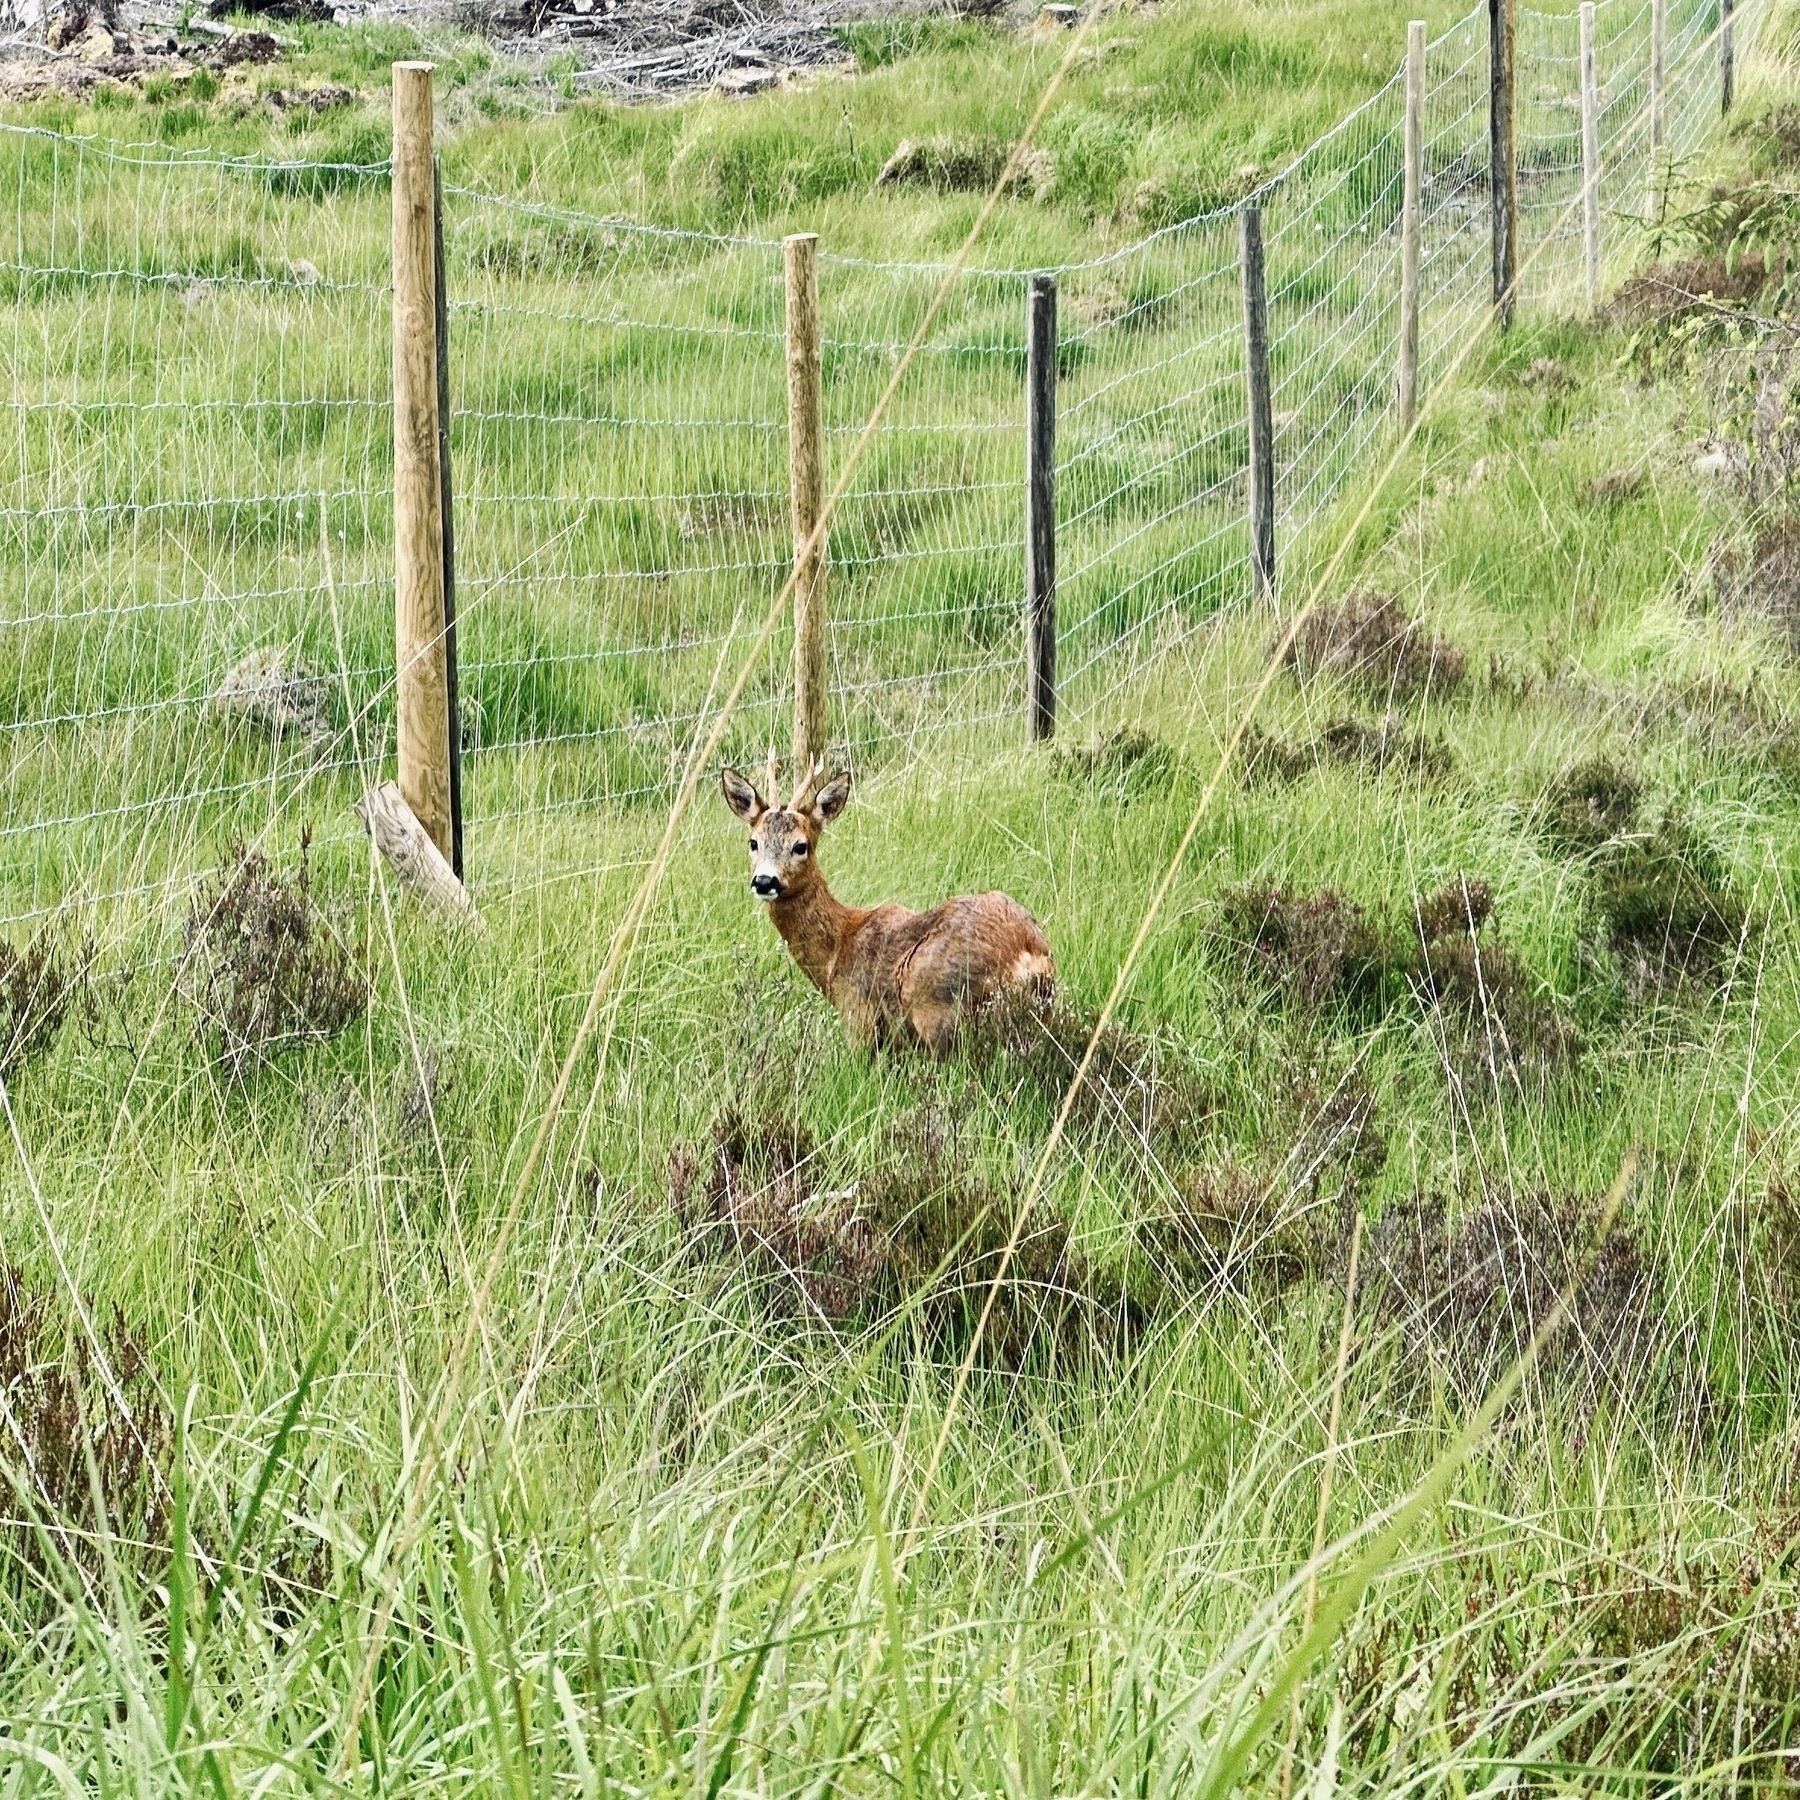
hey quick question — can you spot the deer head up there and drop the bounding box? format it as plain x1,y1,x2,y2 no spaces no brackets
719,755,851,902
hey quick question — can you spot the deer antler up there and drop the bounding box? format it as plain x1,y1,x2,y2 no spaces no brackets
789,757,826,814
764,747,781,808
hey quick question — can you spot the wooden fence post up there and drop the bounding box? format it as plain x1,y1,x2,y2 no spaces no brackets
1490,0,1517,328
432,159,463,880
1580,1,1601,310
1721,0,1734,114
785,232,828,773
391,61,452,864
1650,0,1666,146
1399,19,1425,431
1026,272,1057,742
1240,206,1276,602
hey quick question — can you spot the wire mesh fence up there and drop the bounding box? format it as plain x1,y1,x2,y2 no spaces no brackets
0,0,1760,936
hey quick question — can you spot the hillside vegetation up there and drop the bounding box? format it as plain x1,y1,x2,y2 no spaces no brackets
7,2,1800,1795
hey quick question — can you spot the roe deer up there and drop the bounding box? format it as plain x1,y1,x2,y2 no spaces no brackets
719,756,1055,1057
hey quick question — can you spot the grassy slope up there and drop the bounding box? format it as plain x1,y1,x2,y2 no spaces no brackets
14,0,1472,246
6,4,1800,1795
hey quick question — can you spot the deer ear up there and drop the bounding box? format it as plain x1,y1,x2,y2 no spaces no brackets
720,766,765,823
812,769,851,824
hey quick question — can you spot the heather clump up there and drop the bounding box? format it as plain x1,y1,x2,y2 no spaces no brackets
1283,591,1467,705
1543,756,1642,854
670,1102,1125,1359
965,989,1217,1157
1142,1063,1383,1300
1240,714,1452,783
0,927,90,1076
1591,816,1749,990
1052,726,1178,797
1,1266,171,1582
1366,1186,1670,1411
1214,875,1574,1072
182,833,367,1077
1411,875,1576,1072
1217,883,1390,1011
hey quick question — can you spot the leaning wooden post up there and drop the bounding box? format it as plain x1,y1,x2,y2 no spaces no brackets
1240,206,1276,602
1721,0,1735,114
432,159,463,880
1580,1,1601,310
1025,272,1057,742
785,232,828,772
1490,0,1518,329
391,61,452,863
1399,19,1425,431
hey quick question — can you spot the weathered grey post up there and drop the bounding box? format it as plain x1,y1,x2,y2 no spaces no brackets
1650,0,1666,147
1490,0,1518,328
1580,1,1601,310
1240,206,1276,600
432,161,463,879
1025,273,1057,743
785,232,828,772
1399,19,1425,430
1721,0,1735,113
392,61,453,863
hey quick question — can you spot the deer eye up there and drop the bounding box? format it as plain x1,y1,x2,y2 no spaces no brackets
793,841,808,856
749,839,758,851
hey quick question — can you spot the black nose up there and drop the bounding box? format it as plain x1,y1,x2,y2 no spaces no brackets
751,874,782,899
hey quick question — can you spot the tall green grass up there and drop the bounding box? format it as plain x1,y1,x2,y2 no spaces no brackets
4,6,1800,1795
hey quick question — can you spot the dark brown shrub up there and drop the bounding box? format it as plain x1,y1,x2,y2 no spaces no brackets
1366,1187,1663,1407
1604,251,1768,328
670,1104,1127,1358
1519,356,1576,393
1431,1519,1800,1772
1748,1168,1800,1323
1412,876,1576,1070
1217,883,1390,1010
1591,817,1748,988
1149,1162,1330,1293
0,1266,170,1575
1414,873,1495,942
874,133,1013,193
1284,591,1466,705
670,1110,886,1322
1576,1525,1800,1753
1545,757,1642,854
182,833,366,1077
1241,715,1452,783
1053,726,1178,795
396,1052,452,1148
1143,1064,1380,1299
1215,875,1572,1068
1720,511,1800,654
965,989,1216,1155
0,929,88,1076
1285,1061,1388,1194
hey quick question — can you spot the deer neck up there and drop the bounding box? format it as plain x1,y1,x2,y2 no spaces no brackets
768,873,862,1000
